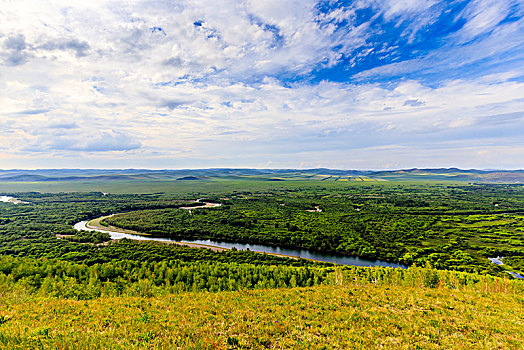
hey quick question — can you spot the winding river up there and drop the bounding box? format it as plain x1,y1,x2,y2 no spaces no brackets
73,201,406,268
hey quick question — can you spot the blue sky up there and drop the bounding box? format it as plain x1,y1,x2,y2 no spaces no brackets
0,0,523,169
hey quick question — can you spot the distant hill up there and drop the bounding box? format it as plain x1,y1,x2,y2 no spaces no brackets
0,168,524,183
177,176,202,181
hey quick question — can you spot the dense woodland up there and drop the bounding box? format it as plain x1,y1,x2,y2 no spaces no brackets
106,183,524,275
0,182,523,298
1,254,522,299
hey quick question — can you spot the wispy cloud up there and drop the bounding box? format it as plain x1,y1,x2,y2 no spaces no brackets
0,0,522,169
38,38,90,57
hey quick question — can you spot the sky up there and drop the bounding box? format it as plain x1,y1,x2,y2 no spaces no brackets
0,0,523,170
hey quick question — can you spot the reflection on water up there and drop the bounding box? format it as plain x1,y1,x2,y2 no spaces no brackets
180,239,406,268
487,256,524,279
74,220,406,268
507,271,524,279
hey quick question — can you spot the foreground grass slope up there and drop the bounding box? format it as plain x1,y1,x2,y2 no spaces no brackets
1,275,523,349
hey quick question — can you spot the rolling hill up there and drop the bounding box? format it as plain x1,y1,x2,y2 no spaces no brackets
1,168,524,183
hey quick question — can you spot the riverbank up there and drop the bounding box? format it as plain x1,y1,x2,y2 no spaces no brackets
77,215,302,259
74,211,406,268
82,216,228,252
487,256,524,279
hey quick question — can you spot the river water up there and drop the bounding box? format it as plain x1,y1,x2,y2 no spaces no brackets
488,256,524,279
507,271,524,279
488,257,504,265
73,220,406,268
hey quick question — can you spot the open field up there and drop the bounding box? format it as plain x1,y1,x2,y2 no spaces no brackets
0,178,454,195
0,179,379,194
1,167,524,194
1,280,523,349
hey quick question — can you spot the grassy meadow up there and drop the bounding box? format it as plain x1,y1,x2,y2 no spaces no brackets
1,273,523,349
0,175,456,195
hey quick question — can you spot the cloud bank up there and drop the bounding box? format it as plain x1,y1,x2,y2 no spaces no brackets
0,0,523,169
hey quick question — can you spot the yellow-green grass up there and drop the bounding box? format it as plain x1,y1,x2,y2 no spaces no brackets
1,282,522,349
457,219,517,228
0,178,466,195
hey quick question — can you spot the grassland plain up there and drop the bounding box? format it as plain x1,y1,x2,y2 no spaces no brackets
0,177,460,195
0,276,523,349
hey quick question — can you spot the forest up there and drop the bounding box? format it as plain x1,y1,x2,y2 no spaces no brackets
1,182,524,281
105,182,524,276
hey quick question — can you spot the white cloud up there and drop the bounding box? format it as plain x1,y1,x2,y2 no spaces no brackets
455,0,515,41
0,1,523,169
369,0,442,42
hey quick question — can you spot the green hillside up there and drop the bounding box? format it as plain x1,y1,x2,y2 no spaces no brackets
1,266,522,349
1,168,524,194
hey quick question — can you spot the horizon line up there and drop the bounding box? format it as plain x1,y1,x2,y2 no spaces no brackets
1,167,524,172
